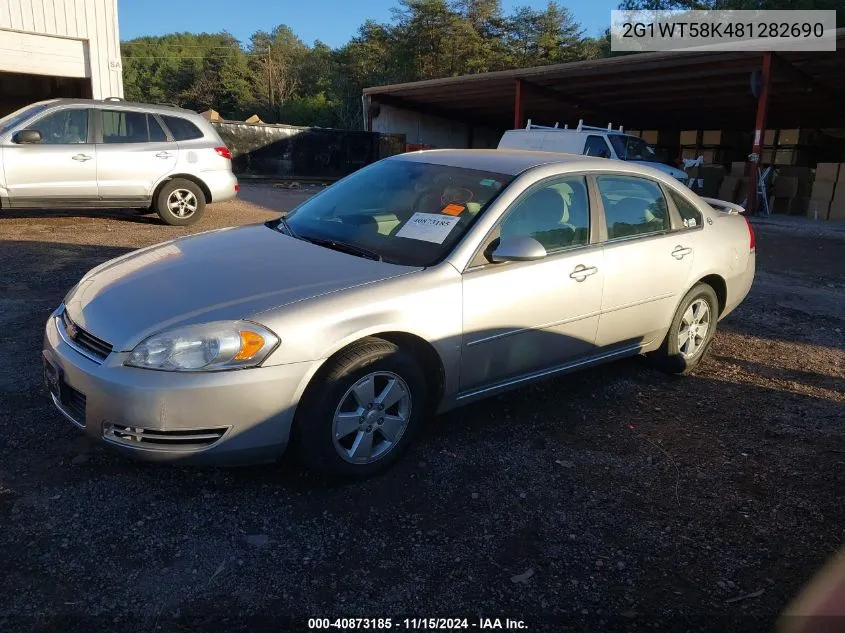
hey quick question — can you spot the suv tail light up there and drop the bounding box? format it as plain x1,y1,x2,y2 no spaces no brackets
744,216,755,250
214,146,232,160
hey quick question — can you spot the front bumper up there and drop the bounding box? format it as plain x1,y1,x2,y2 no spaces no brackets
43,309,316,465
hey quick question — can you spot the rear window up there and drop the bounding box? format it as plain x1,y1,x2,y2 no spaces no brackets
161,115,204,141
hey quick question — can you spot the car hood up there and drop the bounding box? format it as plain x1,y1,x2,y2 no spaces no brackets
64,224,417,351
631,160,689,181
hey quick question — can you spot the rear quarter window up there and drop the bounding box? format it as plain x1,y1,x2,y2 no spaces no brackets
668,189,704,228
160,115,204,141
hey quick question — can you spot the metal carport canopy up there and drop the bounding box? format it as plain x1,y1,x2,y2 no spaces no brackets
363,28,845,132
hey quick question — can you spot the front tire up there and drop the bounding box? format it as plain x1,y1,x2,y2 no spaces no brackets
155,179,206,226
648,283,719,375
295,338,429,476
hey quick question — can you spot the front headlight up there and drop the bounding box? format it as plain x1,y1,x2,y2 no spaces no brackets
125,321,279,371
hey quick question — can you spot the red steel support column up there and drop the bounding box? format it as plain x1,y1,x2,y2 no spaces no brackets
514,78,524,129
747,51,772,215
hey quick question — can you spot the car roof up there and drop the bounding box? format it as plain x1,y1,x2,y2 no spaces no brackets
37,98,197,115
390,149,617,176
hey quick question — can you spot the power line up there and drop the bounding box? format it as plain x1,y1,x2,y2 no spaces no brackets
121,54,267,59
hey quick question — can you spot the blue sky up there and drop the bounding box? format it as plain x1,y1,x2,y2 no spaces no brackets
117,0,617,46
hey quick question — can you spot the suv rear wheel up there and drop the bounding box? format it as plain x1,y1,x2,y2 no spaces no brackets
155,179,206,226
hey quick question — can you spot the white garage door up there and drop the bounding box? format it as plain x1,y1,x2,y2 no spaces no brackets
0,30,87,78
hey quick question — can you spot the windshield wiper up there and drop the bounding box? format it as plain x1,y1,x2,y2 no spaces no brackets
302,236,383,262
275,216,299,238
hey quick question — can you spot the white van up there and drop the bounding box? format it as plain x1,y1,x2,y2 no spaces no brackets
498,120,690,185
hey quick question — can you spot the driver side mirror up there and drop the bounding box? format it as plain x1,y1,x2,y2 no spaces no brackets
490,235,547,263
13,129,42,144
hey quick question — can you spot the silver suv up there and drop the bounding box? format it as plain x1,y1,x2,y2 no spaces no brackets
0,98,238,226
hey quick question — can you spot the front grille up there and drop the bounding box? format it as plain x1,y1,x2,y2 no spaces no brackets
62,384,87,425
103,423,228,450
61,311,113,361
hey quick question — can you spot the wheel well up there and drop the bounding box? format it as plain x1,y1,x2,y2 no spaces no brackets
376,332,445,406
307,332,446,411
152,174,213,205
698,274,727,316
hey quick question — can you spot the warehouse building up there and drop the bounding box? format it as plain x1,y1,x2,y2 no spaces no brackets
0,0,123,117
364,30,845,214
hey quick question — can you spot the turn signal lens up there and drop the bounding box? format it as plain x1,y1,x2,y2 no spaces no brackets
235,330,266,360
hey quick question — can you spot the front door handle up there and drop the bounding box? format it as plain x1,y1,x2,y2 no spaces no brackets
570,265,598,281
155,152,172,159
672,246,693,260
71,154,92,162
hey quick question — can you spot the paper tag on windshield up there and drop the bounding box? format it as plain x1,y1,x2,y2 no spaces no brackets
395,213,460,243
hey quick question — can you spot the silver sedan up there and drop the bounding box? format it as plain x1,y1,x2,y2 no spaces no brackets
43,150,755,475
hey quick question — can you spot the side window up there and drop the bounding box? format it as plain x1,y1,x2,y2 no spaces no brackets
30,109,88,144
102,110,162,144
148,115,167,142
597,175,670,240
668,189,703,229
160,115,204,141
583,135,611,158
499,176,591,253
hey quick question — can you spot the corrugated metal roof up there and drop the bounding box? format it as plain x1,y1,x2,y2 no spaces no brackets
364,30,845,130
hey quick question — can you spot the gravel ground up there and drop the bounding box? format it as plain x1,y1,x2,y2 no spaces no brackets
1,186,843,633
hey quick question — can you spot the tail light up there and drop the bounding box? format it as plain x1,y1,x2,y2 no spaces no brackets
214,146,232,160
234,184,240,193
744,216,756,250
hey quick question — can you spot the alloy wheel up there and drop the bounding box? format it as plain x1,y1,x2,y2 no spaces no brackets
332,371,412,464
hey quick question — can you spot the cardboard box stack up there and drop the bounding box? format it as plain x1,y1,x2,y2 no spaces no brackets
688,164,726,198
812,163,845,221
769,175,802,215
772,129,816,167
778,166,812,215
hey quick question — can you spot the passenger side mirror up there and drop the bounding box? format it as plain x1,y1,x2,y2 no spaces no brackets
13,129,42,144
490,235,547,263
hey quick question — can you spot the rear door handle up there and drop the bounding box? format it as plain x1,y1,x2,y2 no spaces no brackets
71,154,92,162
569,265,598,281
155,152,172,159
672,246,693,259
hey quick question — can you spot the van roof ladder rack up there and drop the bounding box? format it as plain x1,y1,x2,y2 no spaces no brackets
524,119,628,133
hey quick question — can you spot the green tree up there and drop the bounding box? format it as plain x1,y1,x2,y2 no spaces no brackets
504,2,585,67
617,0,845,26
121,1,616,130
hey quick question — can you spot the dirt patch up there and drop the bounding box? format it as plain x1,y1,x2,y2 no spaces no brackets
0,192,843,632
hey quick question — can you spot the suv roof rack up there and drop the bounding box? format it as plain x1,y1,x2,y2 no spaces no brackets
525,118,625,133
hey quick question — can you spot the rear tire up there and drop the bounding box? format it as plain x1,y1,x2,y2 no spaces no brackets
155,179,206,226
295,338,428,477
648,283,719,375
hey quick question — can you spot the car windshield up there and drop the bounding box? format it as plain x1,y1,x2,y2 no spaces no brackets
277,159,514,267
0,103,50,136
609,135,658,162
